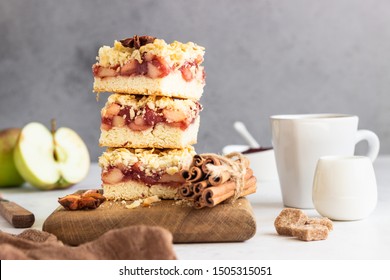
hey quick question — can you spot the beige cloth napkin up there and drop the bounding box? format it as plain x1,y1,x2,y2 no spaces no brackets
0,225,176,260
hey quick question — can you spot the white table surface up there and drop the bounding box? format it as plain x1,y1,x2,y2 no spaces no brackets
1,156,389,260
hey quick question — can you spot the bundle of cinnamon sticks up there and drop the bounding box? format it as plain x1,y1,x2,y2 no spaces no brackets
179,153,257,209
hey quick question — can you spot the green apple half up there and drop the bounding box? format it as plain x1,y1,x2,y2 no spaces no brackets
14,122,90,190
0,128,25,187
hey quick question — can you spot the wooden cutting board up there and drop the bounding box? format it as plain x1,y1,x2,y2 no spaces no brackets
43,197,256,245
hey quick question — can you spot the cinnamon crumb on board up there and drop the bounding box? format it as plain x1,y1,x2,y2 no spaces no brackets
124,195,161,209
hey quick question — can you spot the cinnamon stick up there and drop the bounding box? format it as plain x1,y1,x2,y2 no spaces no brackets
200,156,221,174
193,180,209,194
193,155,205,167
193,195,205,209
200,169,253,207
245,168,254,178
180,166,204,183
179,183,194,198
202,176,257,208
207,168,231,185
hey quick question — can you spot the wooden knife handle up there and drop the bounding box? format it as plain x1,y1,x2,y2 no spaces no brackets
0,200,35,228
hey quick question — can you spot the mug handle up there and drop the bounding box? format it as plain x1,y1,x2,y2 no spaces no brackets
355,130,380,162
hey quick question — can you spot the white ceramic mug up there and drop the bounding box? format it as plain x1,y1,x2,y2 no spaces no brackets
313,156,377,220
270,114,380,209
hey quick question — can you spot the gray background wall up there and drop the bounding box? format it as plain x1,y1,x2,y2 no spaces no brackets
1,0,389,161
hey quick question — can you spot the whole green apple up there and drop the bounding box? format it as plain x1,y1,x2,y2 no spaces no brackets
0,128,25,187
14,122,90,190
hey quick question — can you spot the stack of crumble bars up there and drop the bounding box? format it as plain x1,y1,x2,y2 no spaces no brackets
92,35,205,201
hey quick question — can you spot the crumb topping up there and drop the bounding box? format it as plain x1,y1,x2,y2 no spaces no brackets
97,38,205,68
99,147,195,176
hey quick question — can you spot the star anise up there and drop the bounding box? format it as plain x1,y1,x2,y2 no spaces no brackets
58,189,106,210
120,35,156,49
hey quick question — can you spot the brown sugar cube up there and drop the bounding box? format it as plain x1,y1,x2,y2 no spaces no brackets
292,224,329,241
305,217,333,231
274,208,308,236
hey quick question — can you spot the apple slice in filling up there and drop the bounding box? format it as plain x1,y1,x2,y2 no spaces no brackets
102,166,185,187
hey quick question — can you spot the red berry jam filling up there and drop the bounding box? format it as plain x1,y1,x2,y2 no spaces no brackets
102,164,184,187
101,102,201,132
93,53,204,83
